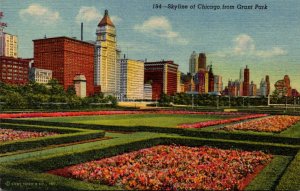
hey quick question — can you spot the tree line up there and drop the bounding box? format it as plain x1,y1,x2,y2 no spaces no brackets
0,79,117,110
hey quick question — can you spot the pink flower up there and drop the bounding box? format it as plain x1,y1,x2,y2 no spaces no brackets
0,128,58,142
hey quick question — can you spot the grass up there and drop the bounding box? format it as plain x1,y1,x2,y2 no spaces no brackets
280,122,300,138
276,150,300,190
245,155,292,190
28,114,229,128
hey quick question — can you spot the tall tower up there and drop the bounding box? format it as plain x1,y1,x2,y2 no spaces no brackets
198,53,206,70
208,65,214,92
95,10,119,95
189,51,198,74
243,65,250,96
265,75,270,96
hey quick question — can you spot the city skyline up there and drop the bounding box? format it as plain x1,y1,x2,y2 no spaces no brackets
1,0,299,91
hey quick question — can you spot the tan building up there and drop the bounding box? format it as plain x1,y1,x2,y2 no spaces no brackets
74,75,87,98
0,32,18,58
177,71,181,93
249,81,257,96
120,58,144,100
94,10,119,95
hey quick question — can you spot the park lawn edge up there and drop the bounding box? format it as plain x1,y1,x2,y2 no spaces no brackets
0,123,105,154
2,118,299,145
1,133,299,191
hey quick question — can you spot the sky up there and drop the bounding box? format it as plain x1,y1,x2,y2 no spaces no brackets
1,0,300,91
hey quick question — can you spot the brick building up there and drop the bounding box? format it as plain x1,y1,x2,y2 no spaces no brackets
243,65,250,96
33,36,95,96
144,60,178,99
0,56,29,85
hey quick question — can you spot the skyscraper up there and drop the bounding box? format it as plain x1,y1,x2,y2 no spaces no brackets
0,32,18,58
198,53,206,70
119,58,144,100
208,65,214,92
214,75,223,93
189,51,198,74
95,10,119,95
266,75,270,96
249,81,257,96
195,69,206,94
260,78,267,97
243,66,250,96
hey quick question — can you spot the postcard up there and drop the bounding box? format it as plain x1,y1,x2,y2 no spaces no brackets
0,0,299,190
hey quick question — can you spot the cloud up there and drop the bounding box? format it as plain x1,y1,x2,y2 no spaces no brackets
110,16,122,24
134,16,188,45
19,4,60,24
214,34,287,58
75,6,100,23
233,34,255,55
256,47,287,58
75,7,122,25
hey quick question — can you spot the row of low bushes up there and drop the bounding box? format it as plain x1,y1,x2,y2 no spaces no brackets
1,135,298,190
276,150,300,190
2,119,299,146
0,123,80,133
0,166,119,191
0,123,105,154
245,155,292,191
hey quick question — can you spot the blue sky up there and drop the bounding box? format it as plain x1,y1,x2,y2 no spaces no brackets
1,0,300,91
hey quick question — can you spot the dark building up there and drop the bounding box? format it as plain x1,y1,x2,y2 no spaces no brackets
0,56,29,85
275,75,292,97
33,36,95,96
144,60,178,99
266,75,270,96
195,69,206,94
198,53,206,70
292,89,299,97
208,65,214,92
243,65,250,96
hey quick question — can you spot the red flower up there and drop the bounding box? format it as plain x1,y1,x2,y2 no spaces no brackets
49,145,272,190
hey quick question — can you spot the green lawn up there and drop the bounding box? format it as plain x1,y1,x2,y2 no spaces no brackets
280,122,300,138
29,114,229,128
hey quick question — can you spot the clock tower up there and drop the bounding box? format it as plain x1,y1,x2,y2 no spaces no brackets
94,10,119,95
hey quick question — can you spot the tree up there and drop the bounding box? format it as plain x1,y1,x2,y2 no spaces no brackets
48,79,65,95
159,93,171,105
4,92,27,109
66,85,76,96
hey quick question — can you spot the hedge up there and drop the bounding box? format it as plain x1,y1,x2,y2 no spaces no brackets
245,155,292,191
0,166,120,191
2,119,299,145
7,135,299,173
0,123,105,154
0,123,80,133
1,135,299,190
276,150,300,190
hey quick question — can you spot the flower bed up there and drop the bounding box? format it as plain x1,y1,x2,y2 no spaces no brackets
0,110,253,119
0,111,143,119
222,115,300,133
0,128,58,142
156,110,249,116
49,145,272,190
178,114,268,128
